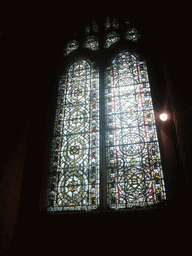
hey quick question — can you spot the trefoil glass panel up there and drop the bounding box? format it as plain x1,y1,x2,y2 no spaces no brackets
84,36,99,51
47,59,100,211
105,51,166,209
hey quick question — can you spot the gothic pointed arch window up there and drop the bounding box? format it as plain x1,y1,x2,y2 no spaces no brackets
46,18,166,212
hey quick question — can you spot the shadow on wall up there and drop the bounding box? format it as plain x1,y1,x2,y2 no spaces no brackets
0,130,27,255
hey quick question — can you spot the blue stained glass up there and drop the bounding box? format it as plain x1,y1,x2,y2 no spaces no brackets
105,51,166,209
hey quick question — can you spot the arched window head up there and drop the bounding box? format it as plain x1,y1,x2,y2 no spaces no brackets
46,18,167,212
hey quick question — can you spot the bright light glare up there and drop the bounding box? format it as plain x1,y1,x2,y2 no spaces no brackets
160,113,168,121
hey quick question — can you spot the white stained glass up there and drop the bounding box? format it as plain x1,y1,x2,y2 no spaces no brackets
47,59,100,211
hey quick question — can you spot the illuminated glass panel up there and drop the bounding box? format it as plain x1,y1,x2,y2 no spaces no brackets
105,32,120,48
105,51,166,209
65,40,79,55
126,28,140,42
84,36,99,51
47,59,100,211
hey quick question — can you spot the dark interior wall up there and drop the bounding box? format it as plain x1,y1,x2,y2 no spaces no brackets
0,131,27,253
1,3,191,254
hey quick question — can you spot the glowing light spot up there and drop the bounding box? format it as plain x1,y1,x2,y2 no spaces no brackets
160,113,168,121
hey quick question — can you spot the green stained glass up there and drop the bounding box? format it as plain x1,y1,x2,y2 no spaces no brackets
47,59,100,211
105,51,166,209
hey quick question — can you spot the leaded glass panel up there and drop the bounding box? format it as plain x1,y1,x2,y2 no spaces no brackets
125,28,140,42
84,36,99,51
47,59,100,211
105,51,166,209
47,18,168,213
105,32,120,48
65,40,79,55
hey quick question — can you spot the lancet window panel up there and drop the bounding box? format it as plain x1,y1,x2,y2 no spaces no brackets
105,51,166,209
46,59,100,212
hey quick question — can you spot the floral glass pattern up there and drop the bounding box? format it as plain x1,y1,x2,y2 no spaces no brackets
47,59,100,211
105,51,166,209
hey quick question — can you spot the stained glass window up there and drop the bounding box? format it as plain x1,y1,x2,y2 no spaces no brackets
46,19,167,212
46,59,100,211
105,51,166,209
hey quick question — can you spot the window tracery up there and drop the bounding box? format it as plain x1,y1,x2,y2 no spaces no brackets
84,36,99,51
105,32,120,48
65,40,79,55
126,28,140,42
47,19,166,212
